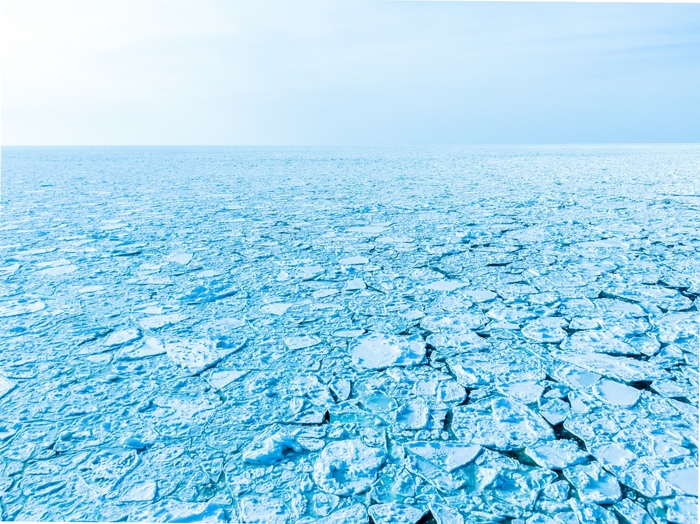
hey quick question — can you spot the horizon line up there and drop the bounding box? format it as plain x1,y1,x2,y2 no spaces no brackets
3,143,700,148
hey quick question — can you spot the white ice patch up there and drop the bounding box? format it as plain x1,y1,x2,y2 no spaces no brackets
525,439,588,470
425,281,467,292
522,317,568,343
103,328,141,347
242,433,302,465
564,463,622,504
121,480,157,502
262,303,293,315
564,330,639,356
138,313,187,330
657,467,698,496
368,502,426,524
345,278,367,291
165,340,233,375
117,337,166,361
165,253,193,265
0,376,17,399
284,335,321,350
313,439,386,496
207,368,248,389
350,333,426,370
592,379,641,407
452,397,554,451
0,300,45,317
348,226,387,234
339,256,369,265
404,441,481,472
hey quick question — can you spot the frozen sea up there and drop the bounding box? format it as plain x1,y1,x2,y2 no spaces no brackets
0,146,698,523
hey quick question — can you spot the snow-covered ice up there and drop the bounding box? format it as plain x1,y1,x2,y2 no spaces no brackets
0,146,697,522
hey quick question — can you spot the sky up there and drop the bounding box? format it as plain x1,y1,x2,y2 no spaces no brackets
2,0,700,145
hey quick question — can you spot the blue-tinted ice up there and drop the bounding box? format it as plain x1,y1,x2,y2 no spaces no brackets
0,146,698,523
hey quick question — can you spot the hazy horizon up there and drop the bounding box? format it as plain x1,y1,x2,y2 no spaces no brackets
3,0,700,146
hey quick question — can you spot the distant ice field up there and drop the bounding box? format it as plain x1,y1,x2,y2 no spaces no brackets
0,146,698,522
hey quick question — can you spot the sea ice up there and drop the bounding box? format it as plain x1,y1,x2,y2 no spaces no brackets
404,441,481,472
165,340,232,375
313,440,386,496
525,440,588,470
563,463,622,504
368,503,427,524
284,335,321,350
591,379,641,407
350,333,426,369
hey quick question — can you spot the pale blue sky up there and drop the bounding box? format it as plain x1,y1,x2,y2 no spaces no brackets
3,0,699,145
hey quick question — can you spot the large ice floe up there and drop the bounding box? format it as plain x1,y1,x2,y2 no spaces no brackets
0,146,698,522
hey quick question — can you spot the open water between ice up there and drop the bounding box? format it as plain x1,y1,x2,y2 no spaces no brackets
0,146,698,523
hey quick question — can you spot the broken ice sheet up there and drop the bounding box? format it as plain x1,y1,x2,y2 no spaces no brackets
165,340,237,375
2,147,699,522
284,335,321,350
350,333,426,369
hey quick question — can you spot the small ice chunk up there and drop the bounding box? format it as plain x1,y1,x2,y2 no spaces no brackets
429,503,465,524
121,480,157,502
313,439,386,496
262,302,293,315
208,369,248,389
350,333,426,370
348,226,387,234
332,329,365,338
316,504,368,524
569,499,618,524
461,289,497,302
657,467,698,496
589,442,637,474
345,278,367,291
666,496,698,524
394,399,430,429
238,497,290,524
77,285,105,294
103,328,141,347
592,379,641,408
340,256,369,265
330,379,351,401
129,500,226,523
612,499,655,524
138,313,187,330
452,397,554,451
313,288,339,299
165,253,193,265
426,281,467,292
165,340,231,375
0,300,45,317
522,318,568,343
497,381,544,403
564,330,639,356
538,398,570,426
404,441,481,472
368,502,427,524
563,463,622,504
117,337,166,360
284,335,321,350
242,433,302,465
421,314,485,332
0,376,17,399
525,440,588,470
569,317,602,330
39,264,78,276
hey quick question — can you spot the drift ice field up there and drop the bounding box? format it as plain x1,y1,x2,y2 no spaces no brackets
0,146,697,523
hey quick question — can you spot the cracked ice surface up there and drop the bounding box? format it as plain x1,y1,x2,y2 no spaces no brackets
0,146,698,523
